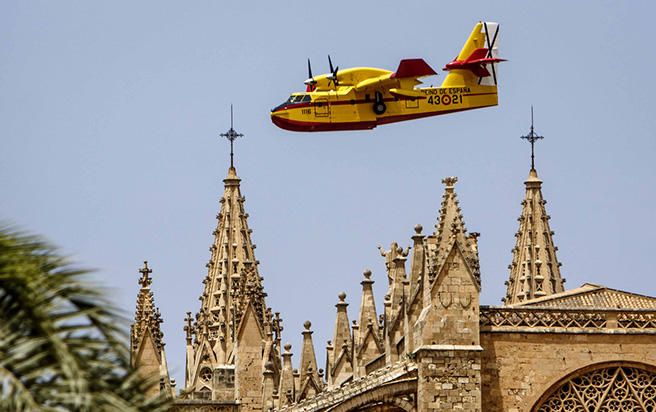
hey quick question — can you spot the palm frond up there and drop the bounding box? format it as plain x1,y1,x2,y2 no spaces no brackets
0,226,172,411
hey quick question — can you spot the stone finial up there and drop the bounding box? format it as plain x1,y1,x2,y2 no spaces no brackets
303,320,312,331
414,224,423,234
363,269,372,280
284,343,292,352
442,176,458,188
138,261,153,288
338,292,347,302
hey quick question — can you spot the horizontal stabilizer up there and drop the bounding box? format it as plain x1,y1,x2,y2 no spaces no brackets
391,59,437,79
466,48,489,62
441,22,504,86
442,47,505,78
389,88,427,100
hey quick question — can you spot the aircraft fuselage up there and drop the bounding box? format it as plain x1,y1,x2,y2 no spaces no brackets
270,84,498,132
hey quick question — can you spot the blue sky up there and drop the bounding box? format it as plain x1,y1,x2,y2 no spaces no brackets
2,1,655,388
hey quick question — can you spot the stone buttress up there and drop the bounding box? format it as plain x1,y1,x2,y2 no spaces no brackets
413,177,482,412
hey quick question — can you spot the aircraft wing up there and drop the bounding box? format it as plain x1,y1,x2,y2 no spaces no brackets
353,59,436,93
391,59,437,79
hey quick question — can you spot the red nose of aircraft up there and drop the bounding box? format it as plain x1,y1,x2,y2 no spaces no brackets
270,110,300,132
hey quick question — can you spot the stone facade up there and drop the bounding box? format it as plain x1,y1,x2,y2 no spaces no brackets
130,139,656,411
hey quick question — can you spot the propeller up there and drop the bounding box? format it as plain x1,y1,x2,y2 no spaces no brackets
327,55,339,87
481,22,500,85
304,58,317,87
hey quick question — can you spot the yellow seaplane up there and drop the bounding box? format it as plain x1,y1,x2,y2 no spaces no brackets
271,21,504,132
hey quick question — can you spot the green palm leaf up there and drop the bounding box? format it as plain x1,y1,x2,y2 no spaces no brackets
0,227,172,411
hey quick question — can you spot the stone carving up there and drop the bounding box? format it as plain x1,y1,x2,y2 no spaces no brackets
617,312,656,329
536,365,656,411
481,307,656,331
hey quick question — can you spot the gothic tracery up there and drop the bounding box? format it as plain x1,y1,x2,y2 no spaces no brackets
535,365,656,412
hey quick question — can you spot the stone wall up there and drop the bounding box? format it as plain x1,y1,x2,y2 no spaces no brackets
133,333,162,399
172,401,238,412
415,346,482,411
234,306,265,411
480,332,656,411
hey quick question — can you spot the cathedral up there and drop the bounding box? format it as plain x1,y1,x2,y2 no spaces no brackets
129,121,656,412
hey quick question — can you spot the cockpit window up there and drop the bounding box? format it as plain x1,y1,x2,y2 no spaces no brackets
288,94,310,103
272,94,311,112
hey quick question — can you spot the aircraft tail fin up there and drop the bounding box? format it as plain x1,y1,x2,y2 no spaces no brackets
441,22,503,87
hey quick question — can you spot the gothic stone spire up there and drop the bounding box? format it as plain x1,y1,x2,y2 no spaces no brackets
298,320,322,401
130,261,173,398
184,121,276,409
503,168,565,304
354,269,383,377
327,292,353,388
131,261,163,362
427,177,481,288
504,115,565,305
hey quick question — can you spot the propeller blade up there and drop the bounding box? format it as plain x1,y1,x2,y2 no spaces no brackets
485,23,500,58
304,58,317,86
327,55,339,87
482,22,499,85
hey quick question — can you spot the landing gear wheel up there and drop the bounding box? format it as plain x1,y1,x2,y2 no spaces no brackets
373,91,386,115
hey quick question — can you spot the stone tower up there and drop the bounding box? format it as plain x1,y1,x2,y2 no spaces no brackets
412,177,482,411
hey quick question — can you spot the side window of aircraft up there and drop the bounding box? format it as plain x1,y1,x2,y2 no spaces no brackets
302,95,311,102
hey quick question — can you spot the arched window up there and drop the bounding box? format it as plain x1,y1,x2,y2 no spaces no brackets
534,363,656,411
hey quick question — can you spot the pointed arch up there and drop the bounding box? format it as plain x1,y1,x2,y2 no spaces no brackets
532,361,656,411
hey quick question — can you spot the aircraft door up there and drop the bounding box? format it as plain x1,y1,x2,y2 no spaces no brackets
405,98,419,109
314,98,329,117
